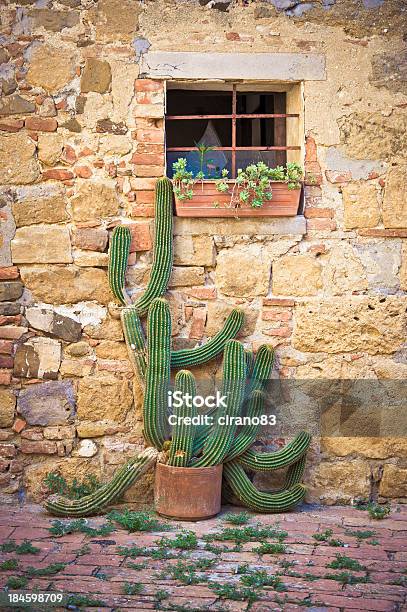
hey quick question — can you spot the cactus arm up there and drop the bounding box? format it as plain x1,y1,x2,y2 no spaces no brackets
223,462,306,513
108,226,132,305
168,370,197,467
143,298,172,450
244,349,255,379
121,306,147,385
247,344,275,396
225,345,274,462
193,340,246,467
170,309,244,368
45,448,158,517
284,453,307,489
133,178,173,316
237,432,311,472
225,390,264,463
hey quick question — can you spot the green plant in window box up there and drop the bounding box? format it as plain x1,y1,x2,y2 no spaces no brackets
173,158,303,208
216,161,303,209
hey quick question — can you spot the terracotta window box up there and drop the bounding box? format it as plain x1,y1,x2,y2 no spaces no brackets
173,180,302,218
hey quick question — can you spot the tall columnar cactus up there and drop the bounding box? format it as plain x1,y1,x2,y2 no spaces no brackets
143,298,171,450
45,177,311,517
168,370,197,467
121,306,147,385
193,340,246,468
108,226,132,305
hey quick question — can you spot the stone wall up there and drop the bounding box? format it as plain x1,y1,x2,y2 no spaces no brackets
0,0,406,506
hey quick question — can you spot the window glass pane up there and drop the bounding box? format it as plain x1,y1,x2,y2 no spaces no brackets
166,119,231,148
167,150,232,179
235,149,287,170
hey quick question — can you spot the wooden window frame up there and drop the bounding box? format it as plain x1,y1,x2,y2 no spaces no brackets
166,83,301,178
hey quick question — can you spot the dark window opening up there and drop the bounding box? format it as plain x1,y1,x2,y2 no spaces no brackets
166,85,299,179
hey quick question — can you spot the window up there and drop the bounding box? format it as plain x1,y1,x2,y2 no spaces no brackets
165,83,302,179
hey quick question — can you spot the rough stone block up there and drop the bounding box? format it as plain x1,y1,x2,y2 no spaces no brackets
0,133,40,185
77,375,132,422
72,227,108,252
322,243,367,295
26,306,82,342
17,380,75,426
216,243,272,297
13,188,69,227
20,265,111,305
71,181,120,222
0,281,23,302
0,95,35,116
74,251,109,267
169,266,205,287
272,254,322,297
29,8,79,32
342,182,380,229
94,0,141,43
293,296,406,355
14,337,61,380
0,389,16,428
379,465,407,498
338,110,407,161
174,236,215,267
11,226,72,264
382,166,407,229
37,133,64,166
81,58,112,94
142,51,326,81
23,457,100,502
26,45,76,93
356,240,401,291
321,437,407,460
309,460,371,504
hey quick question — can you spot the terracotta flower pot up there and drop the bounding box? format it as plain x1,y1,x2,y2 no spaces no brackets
173,180,301,218
154,462,223,521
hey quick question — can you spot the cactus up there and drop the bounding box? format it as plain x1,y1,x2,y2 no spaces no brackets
168,370,197,467
225,390,264,463
285,453,307,489
108,225,132,305
121,306,146,385
223,461,306,513
107,177,173,314
45,448,158,517
133,177,174,316
46,176,310,518
171,309,244,368
193,340,246,467
143,298,171,450
237,431,311,472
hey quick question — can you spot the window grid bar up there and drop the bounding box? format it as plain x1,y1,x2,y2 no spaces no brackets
166,113,298,120
166,83,293,179
166,146,300,151
231,84,237,178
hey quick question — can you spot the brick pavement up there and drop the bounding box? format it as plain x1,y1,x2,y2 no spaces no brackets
0,503,406,611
